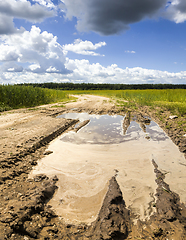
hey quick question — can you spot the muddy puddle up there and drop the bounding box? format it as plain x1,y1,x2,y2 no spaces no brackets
30,112,186,225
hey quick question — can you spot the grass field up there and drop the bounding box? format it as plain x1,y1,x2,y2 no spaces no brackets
0,85,185,116
66,89,186,116
0,85,71,112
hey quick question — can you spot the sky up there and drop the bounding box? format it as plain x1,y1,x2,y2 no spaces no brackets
0,0,186,85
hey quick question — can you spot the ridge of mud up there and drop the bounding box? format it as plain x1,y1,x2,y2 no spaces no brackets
0,119,78,185
0,119,80,239
74,120,90,133
123,111,151,134
129,160,186,239
123,111,130,135
152,159,186,223
87,176,131,240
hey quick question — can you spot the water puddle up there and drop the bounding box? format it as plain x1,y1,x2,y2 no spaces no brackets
30,112,186,225
57,113,168,144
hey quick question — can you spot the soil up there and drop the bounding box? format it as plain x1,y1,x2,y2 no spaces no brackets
0,95,186,239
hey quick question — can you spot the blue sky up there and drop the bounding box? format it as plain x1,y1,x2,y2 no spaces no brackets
0,0,186,84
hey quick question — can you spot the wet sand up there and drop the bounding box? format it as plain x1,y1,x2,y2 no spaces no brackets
30,113,186,225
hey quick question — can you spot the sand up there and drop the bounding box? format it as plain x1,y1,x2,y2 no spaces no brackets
30,114,186,225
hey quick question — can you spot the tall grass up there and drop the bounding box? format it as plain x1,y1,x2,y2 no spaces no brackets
114,89,186,115
1,85,184,115
66,89,186,116
0,85,70,112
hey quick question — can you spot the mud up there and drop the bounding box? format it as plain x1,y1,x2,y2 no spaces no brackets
0,95,185,239
138,105,186,160
129,160,186,240
88,176,131,240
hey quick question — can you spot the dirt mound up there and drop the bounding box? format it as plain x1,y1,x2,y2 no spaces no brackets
129,160,186,240
88,176,130,239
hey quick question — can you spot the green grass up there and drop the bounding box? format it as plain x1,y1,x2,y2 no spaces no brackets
66,89,186,116
1,86,185,116
50,104,66,108
0,84,72,112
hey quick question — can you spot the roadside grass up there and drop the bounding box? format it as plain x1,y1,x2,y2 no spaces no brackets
0,85,72,112
66,89,186,116
0,102,12,112
50,104,66,108
1,85,185,116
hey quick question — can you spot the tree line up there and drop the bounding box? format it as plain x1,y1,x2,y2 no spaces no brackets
20,83,186,90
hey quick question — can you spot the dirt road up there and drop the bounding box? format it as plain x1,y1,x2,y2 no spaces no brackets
0,95,186,239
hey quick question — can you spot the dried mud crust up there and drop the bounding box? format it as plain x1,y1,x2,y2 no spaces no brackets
0,95,186,239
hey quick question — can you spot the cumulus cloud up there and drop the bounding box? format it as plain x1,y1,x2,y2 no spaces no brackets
0,26,71,74
64,59,186,84
63,39,106,56
164,0,186,23
1,58,186,84
0,0,54,35
61,0,167,35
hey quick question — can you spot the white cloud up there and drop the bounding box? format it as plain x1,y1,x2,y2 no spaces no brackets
1,59,186,85
164,0,186,23
32,0,56,9
28,64,40,71
125,50,136,54
64,59,186,84
0,0,54,35
0,44,19,61
63,39,106,56
0,62,23,72
0,26,71,74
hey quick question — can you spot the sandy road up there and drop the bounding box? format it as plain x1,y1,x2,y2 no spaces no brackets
0,94,186,240
0,95,115,160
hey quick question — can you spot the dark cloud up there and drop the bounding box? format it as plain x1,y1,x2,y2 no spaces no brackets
0,0,54,22
175,1,186,13
0,0,54,35
63,0,167,35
